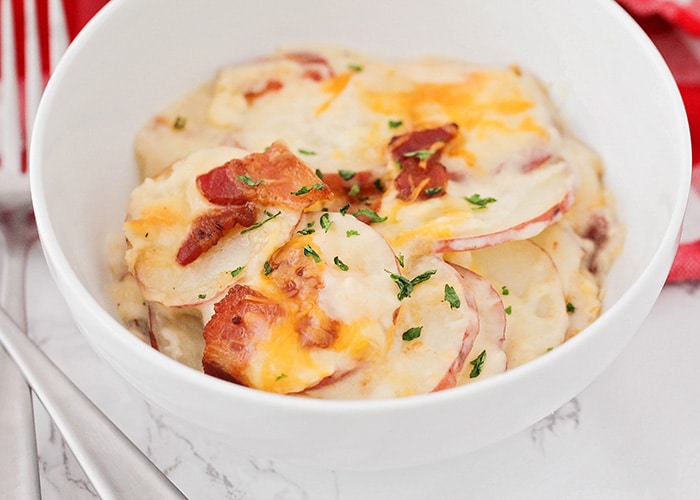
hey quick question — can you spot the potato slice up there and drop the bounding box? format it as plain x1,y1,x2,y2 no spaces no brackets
306,255,479,399
532,222,601,339
467,240,568,368
450,265,507,384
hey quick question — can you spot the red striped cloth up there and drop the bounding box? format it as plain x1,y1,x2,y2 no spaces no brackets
619,0,700,282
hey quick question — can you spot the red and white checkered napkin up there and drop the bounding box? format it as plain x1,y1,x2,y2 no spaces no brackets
619,0,700,282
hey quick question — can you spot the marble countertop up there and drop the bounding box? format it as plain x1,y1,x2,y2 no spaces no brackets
24,218,700,499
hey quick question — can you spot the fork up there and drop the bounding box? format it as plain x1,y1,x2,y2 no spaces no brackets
1,0,43,497
0,1,187,498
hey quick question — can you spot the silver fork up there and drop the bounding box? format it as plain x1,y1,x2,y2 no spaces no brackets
1,0,42,496
0,1,187,498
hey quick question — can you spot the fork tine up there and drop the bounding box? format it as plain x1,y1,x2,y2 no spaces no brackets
1,0,22,179
23,0,43,161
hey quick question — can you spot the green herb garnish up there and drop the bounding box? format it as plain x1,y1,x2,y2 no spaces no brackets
333,256,349,271
230,266,245,278
263,261,274,275
501,285,510,296
424,186,442,196
386,269,437,300
348,184,360,197
465,193,497,209
402,326,422,341
173,116,187,130
388,119,403,129
443,284,461,309
469,350,487,378
353,209,387,223
297,221,316,235
241,210,281,234
348,63,363,72
320,213,332,233
237,173,264,186
338,169,356,181
346,229,359,237
298,148,317,156
505,305,512,315
566,302,576,313
291,184,325,196
303,244,322,263
403,149,435,161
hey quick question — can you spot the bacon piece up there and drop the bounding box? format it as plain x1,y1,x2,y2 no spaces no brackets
284,52,335,81
197,142,332,209
389,123,459,201
202,284,283,386
243,79,283,103
178,143,333,266
176,205,256,265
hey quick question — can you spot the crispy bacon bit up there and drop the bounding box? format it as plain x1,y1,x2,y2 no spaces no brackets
178,143,333,266
176,205,256,265
390,123,459,201
198,142,333,209
202,285,282,386
243,79,284,103
284,52,335,81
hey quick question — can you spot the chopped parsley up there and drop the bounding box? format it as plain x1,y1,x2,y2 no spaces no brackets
397,254,405,268
353,209,387,223
230,266,245,278
275,373,287,381
237,173,264,186
386,269,437,300
505,305,512,315
373,178,385,192
339,204,351,216
465,193,497,209
197,293,207,299
173,115,187,130
424,186,442,196
291,184,325,196
303,244,322,263
388,119,403,129
443,284,461,309
297,221,316,235
501,285,510,296
320,213,332,233
402,326,422,342
346,229,360,237
315,168,324,180
566,302,576,313
263,261,274,275
333,256,349,271
403,149,435,161
348,184,360,197
298,148,317,156
240,210,281,234
338,169,356,181
348,63,363,72
469,350,487,378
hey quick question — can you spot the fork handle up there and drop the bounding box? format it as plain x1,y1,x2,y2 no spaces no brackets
0,308,187,500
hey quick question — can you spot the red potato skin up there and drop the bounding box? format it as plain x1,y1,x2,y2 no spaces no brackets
433,190,574,253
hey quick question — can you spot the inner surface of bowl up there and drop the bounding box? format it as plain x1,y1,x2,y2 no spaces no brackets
30,0,690,469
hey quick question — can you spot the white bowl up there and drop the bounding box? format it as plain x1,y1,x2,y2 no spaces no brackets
30,0,690,470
